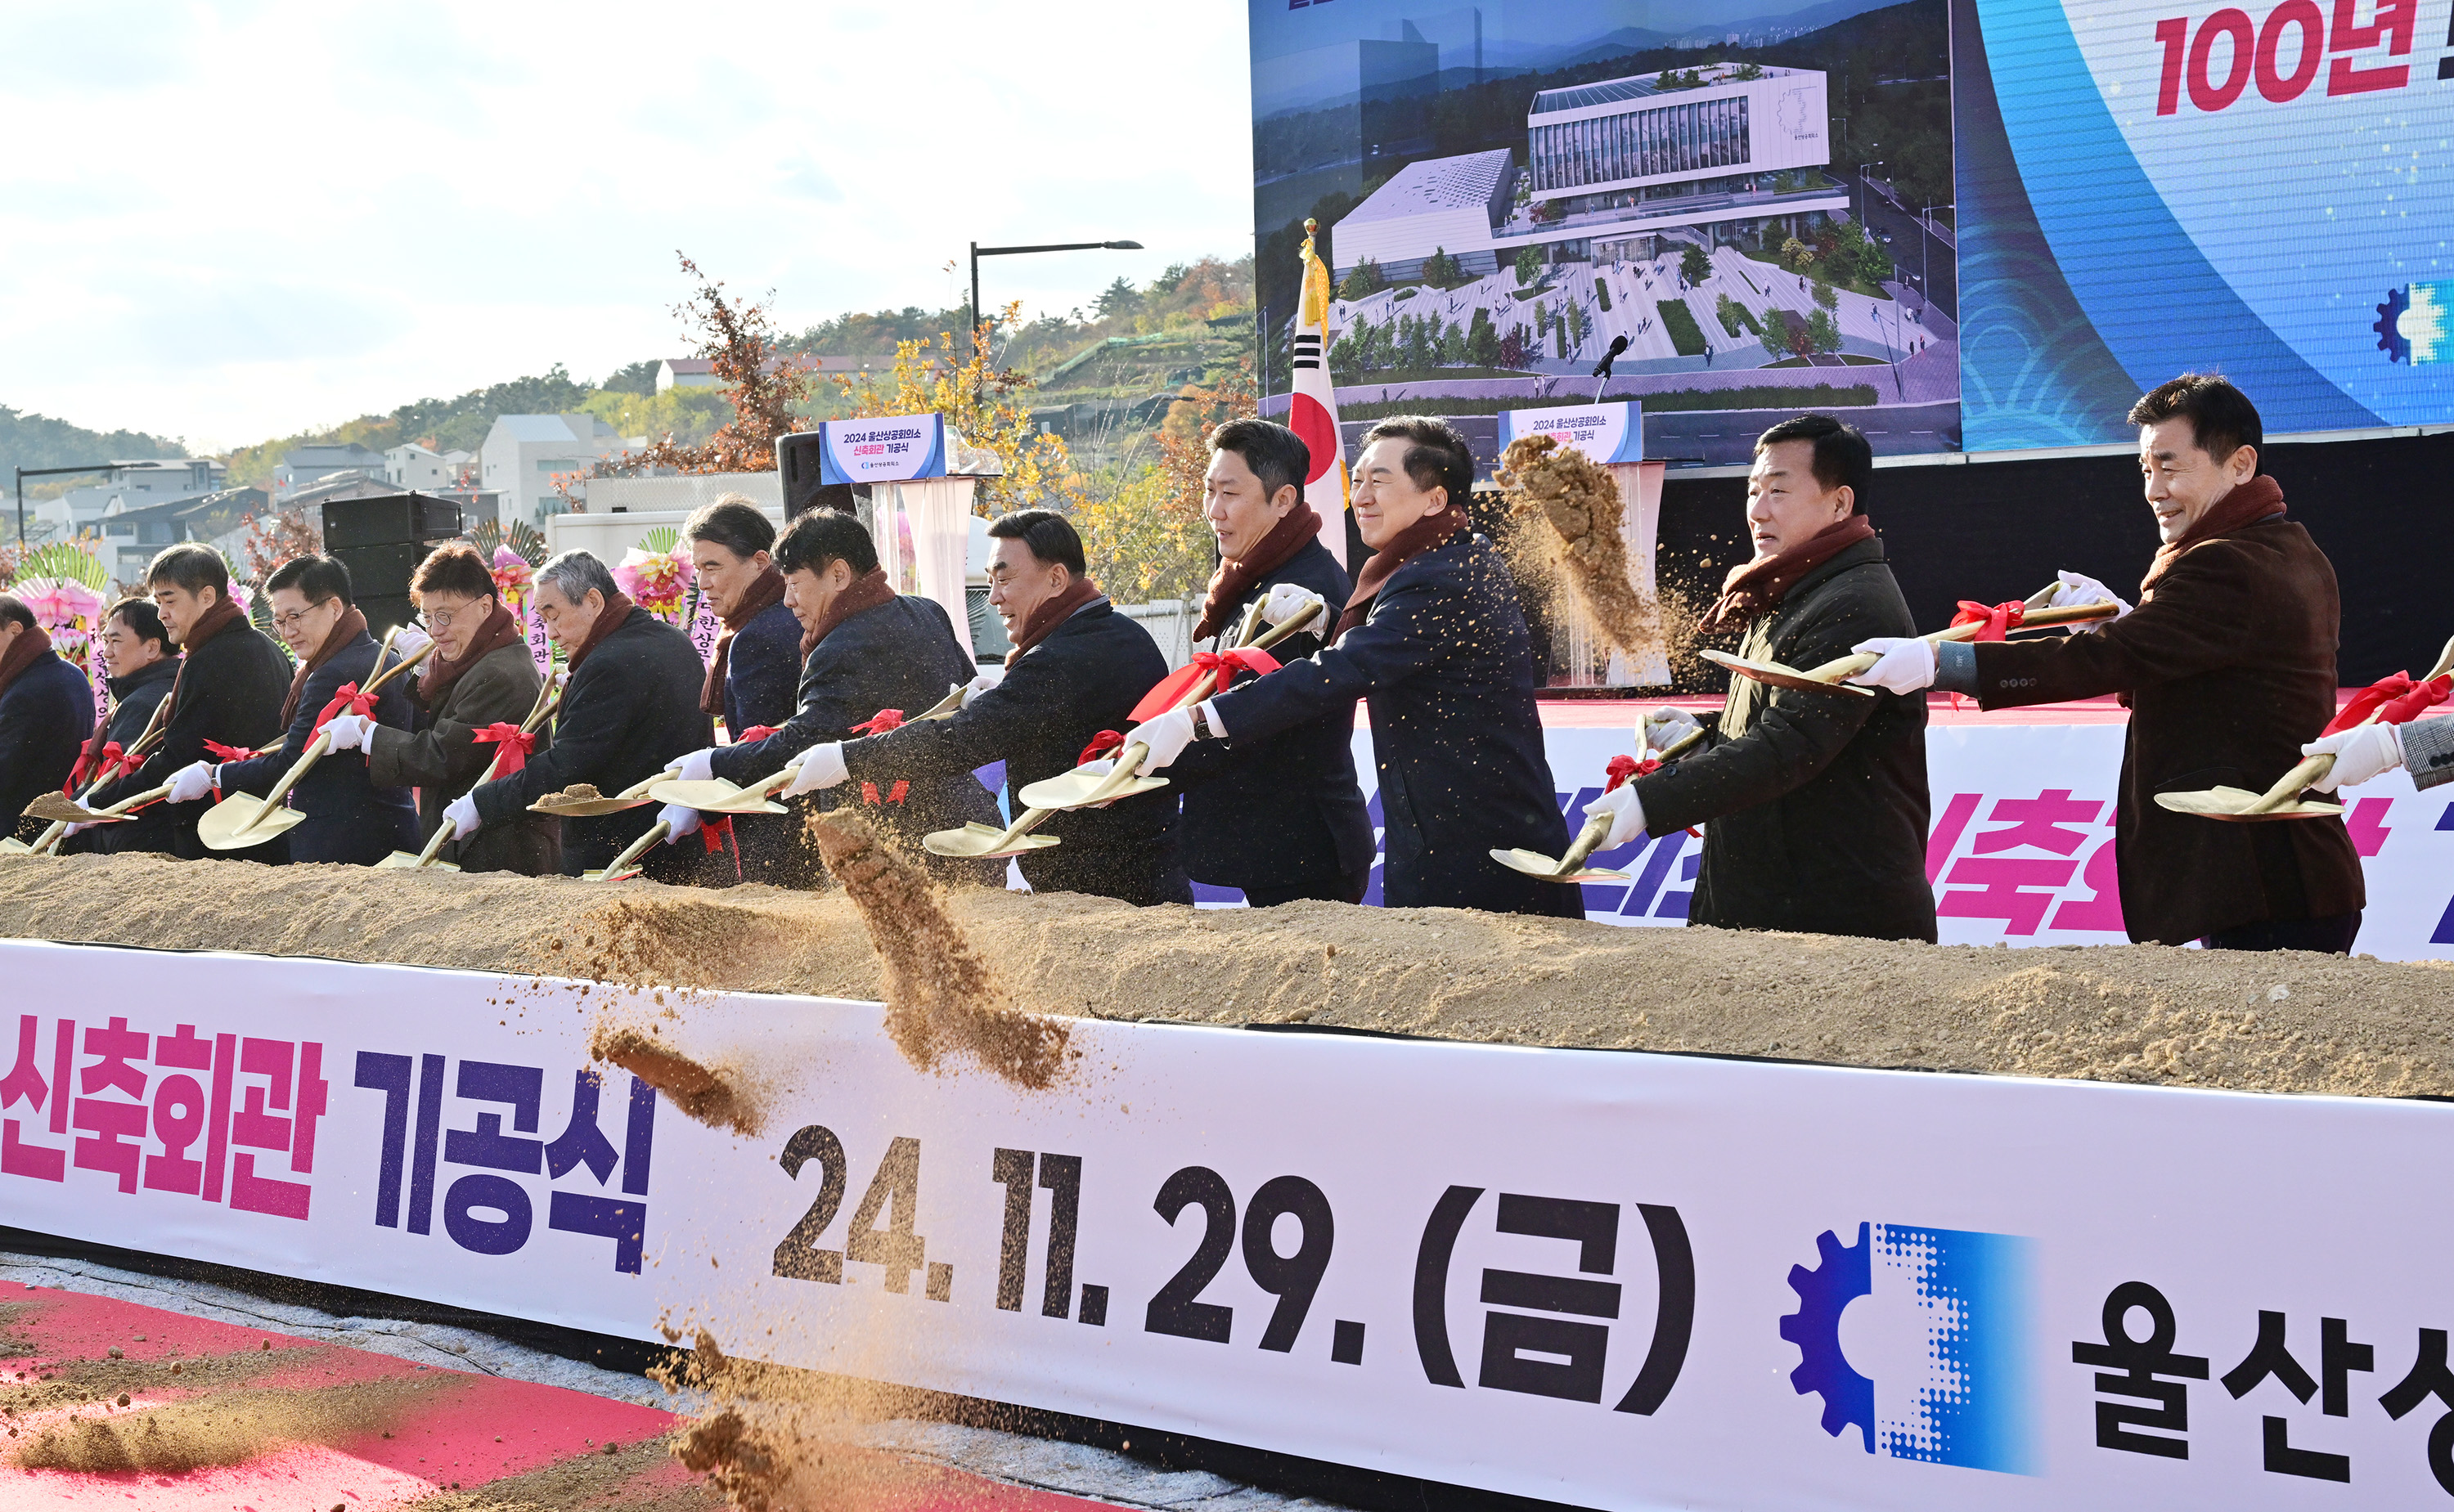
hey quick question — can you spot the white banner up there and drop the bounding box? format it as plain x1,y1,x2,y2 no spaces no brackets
1499,401,1644,465
1245,722,2454,960
816,414,948,485
4,940,2454,1509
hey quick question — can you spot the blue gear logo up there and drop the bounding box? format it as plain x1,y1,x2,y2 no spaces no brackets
2375,282,2450,365
1776,1221,2041,1476
1779,1223,1876,1450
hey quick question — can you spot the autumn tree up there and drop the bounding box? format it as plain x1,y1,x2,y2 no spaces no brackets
1075,353,1256,605
830,302,1076,516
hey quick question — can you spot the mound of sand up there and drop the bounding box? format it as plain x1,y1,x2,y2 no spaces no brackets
3,854,2452,1097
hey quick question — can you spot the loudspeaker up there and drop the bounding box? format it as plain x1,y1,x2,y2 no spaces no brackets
331,541,438,602
357,594,419,639
776,431,857,518
321,492,462,550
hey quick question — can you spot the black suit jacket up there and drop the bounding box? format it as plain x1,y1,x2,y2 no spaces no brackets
218,632,421,865
712,594,1000,884
94,617,293,860
473,608,712,877
721,599,803,738
1212,532,1577,917
1168,538,1374,895
842,598,1190,905
66,657,180,855
0,650,95,845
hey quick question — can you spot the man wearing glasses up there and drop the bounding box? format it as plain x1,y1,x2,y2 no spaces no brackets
164,554,421,864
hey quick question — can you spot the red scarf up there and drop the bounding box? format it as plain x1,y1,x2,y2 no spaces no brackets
419,600,523,711
1194,503,1322,642
703,566,789,716
1009,575,1103,657
1696,515,1876,637
797,566,896,658
0,624,52,702
277,605,370,729
2141,474,2285,599
1335,506,1466,639
565,592,636,672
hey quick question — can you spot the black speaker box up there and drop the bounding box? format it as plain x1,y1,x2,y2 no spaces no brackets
776,431,859,518
322,492,462,550
331,541,438,602
357,594,419,639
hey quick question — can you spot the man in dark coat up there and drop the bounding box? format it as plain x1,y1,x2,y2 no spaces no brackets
1157,419,1373,907
64,597,180,855
663,495,802,885
198,555,420,866
325,541,560,875
97,545,291,860
0,594,95,843
447,550,711,882
1855,374,2365,951
785,510,1190,906
1587,415,1935,943
669,509,1000,885
1132,418,1576,918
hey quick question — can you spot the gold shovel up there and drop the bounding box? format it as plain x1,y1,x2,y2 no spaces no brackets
1015,599,1325,813
375,682,566,870
912,682,969,721
1492,725,1710,883
582,819,669,882
7,695,178,855
196,632,433,851
2156,633,2454,822
528,769,668,818
1702,589,2118,698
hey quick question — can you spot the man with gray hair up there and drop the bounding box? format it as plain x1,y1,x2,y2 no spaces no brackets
442,549,711,881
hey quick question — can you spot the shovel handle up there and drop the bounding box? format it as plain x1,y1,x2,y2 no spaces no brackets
1652,725,1709,763
1552,810,1617,877
28,821,68,855
1793,599,2124,686
412,815,458,868
2241,629,2454,814
592,819,671,881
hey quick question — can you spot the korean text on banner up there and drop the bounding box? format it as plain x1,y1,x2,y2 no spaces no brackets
817,414,949,487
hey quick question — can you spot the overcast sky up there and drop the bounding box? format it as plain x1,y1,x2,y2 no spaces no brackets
0,1,1254,452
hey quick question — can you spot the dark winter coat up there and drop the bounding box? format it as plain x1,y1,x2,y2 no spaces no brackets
720,599,803,737
1972,516,2362,944
93,617,294,861
367,640,560,876
1211,532,1578,918
711,594,1000,886
1166,537,1374,904
471,607,712,881
0,650,95,846
217,632,420,866
1631,535,1937,942
840,597,1190,906
65,657,179,856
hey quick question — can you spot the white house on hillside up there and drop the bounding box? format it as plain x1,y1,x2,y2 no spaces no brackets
480,414,626,523
38,459,228,538
384,443,474,492
275,443,386,500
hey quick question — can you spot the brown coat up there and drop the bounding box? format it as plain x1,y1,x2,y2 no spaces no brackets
1973,516,2362,944
367,641,562,876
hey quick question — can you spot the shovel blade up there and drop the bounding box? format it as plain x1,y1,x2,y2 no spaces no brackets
373,850,461,871
1016,770,1170,810
20,794,114,825
922,821,1063,859
648,778,787,814
1699,648,1876,698
2154,786,2345,821
197,794,306,850
581,867,641,882
0,838,35,856
528,796,654,817
1489,846,1630,884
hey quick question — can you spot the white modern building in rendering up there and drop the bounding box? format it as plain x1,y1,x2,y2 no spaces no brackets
1330,62,1848,277
479,413,626,522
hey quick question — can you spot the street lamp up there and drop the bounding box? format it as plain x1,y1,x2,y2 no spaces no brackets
15,463,123,547
1920,202,1954,306
969,239,1145,352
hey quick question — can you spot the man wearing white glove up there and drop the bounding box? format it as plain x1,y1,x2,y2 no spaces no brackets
961,666,1004,705
665,747,717,783
164,760,218,805
1870,374,2365,953
2299,723,2406,793
780,742,848,798
1641,707,1702,756
319,712,378,752
1150,420,1369,907
441,791,481,842
2045,570,2131,625
657,801,703,843
1581,783,1647,849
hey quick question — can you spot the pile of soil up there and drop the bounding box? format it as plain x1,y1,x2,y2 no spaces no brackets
4,853,2452,1097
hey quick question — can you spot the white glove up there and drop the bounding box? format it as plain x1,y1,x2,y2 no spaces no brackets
442,792,482,840
320,713,377,752
1641,707,1701,756
784,742,849,797
165,760,216,805
2049,570,2132,624
64,823,88,838
389,625,434,661
1583,784,1647,848
1261,583,1328,630
667,747,717,783
658,802,702,842
1126,707,1197,774
2302,723,2405,792
961,667,1005,706
1846,637,1938,694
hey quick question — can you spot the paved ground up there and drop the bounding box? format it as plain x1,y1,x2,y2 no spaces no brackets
0,1248,1350,1512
